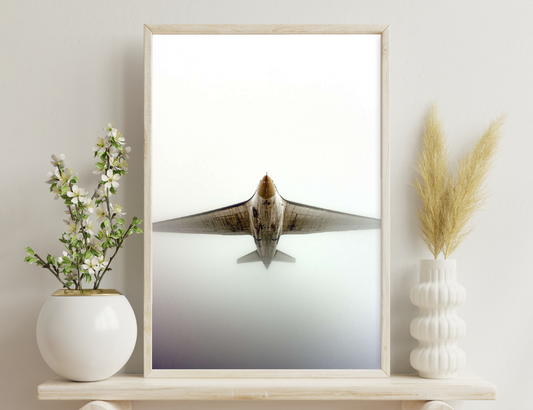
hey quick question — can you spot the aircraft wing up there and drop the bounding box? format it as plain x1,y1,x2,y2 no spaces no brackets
153,200,252,235
282,198,380,234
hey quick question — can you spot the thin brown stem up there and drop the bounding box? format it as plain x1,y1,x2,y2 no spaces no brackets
94,223,132,289
34,253,69,288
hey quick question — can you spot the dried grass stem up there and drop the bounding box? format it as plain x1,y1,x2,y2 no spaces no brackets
413,104,504,259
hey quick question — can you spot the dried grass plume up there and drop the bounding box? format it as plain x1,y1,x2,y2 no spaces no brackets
413,104,505,259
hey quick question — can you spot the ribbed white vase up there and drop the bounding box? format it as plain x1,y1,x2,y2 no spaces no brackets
410,259,466,378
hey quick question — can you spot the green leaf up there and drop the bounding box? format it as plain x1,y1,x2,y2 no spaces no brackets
36,260,44,267
64,199,74,206
128,229,133,235
116,218,125,225
103,219,109,227
46,254,52,264
134,218,143,226
110,187,117,195
110,139,121,149
66,281,73,287
133,226,143,234
25,247,35,255
85,273,92,283
51,256,56,265
61,185,69,195
95,162,105,170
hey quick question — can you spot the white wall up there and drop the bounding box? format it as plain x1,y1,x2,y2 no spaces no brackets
1,1,531,409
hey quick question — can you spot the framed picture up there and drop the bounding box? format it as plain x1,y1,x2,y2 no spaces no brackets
144,24,390,378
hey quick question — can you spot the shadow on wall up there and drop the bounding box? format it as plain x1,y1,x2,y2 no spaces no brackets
390,116,427,374
121,40,145,375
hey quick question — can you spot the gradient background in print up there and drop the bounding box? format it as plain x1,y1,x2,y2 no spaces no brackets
151,34,382,369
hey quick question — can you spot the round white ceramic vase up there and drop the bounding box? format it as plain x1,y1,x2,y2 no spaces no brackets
410,259,466,379
36,289,137,382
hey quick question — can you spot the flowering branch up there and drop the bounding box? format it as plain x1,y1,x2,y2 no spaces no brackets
24,124,142,290
27,251,69,288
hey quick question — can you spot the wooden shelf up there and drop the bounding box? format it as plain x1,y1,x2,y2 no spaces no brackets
38,374,496,401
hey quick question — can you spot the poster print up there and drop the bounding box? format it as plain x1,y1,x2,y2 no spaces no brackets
146,27,389,376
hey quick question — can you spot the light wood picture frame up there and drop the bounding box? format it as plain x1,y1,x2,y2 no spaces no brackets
144,24,390,378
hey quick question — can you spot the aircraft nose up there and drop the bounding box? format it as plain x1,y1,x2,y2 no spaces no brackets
258,174,275,199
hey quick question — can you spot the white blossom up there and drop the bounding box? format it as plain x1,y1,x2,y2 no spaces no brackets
67,185,87,205
109,146,120,158
111,157,128,170
85,221,95,235
124,146,131,159
115,132,125,145
52,185,61,200
97,255,108,269
66,222,78,235
85,198,96,213
105,123,117,138
45,168,60,184
93,136,110,155
89,237,103,252
101,224,111,236
96,206,107,222
95,187,106,200
82,257,100,274
58,251,70,264
58,168,75,187
50,154,66,168
112,203,126,217
101,170,120,190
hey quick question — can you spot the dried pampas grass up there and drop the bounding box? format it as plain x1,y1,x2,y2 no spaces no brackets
414,104,505,259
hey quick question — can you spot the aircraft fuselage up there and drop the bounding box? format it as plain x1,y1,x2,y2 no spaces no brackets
247,175,284,269
152,173,381,270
